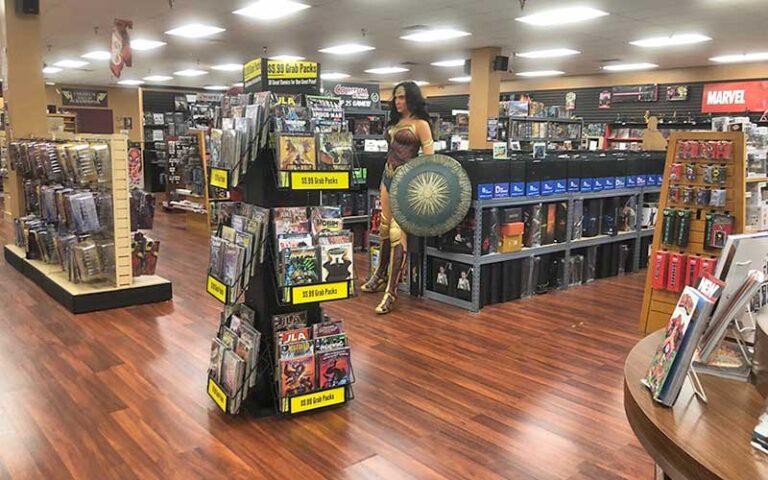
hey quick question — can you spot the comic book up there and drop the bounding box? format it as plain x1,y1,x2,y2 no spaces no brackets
272,311,308,332
221,349,246,413
277,327,311,346
306,96,344,133
318,132,353,171
315,333,348,353
318,348,352,389
319,243,353,282
277,233,313,252
277,134,316,171
222,243,244,286
283,247,319,286
273,207,310,236
310,206,342,236
208,337,227,383
280,353,316,397
208,236,226,278
313,319,344,338
274,105,311,134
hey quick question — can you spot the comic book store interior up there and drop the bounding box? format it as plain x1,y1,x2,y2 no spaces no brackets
3,0,768,478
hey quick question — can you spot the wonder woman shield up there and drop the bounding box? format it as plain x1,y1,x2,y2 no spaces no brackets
390,154,472,237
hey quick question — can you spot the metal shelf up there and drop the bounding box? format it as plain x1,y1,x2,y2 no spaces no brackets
342,215,369,224
569,230,638,249
575,188,642,200
425,247,473,264
369,234,381,243
640,228,656,237
478,243,568,265
475,193,571,208
423,290,475,311
502,116,583,124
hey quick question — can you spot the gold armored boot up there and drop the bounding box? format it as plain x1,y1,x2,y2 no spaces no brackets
361,213,390,293
375,218,407,314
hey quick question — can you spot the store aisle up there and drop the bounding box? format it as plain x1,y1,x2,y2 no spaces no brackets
0,204,653,479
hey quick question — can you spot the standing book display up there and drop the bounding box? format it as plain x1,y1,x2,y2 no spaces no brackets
4,133,172,313
163,129,212,233
640,131,748,333
204,73,358,416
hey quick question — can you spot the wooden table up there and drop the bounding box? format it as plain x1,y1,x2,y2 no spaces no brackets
624,330,768,479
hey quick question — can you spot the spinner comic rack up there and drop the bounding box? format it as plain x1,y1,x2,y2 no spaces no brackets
206,113,357,417
4,133,172,313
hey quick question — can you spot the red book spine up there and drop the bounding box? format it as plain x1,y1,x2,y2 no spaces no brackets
666,253,687,293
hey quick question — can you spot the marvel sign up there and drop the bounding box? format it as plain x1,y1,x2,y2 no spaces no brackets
701,81,768,113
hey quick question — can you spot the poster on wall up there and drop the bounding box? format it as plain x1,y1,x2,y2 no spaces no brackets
565,92,576,111
666,85,689,102
60,88,108,107
128,145,144,190
598,90,612,109
611,84,658,103
701,81,768,113
110,18,133,78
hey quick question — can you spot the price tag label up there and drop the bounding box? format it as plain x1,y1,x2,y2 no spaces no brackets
291,281,349,305
290,387,345,414
210,168,230,189
207,378,229,413
290,171,350,190
207,275,229,304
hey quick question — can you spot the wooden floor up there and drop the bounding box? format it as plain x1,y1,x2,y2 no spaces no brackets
0,204,654,479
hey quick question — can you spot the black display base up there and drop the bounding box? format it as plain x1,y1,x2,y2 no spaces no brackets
4,245,173,314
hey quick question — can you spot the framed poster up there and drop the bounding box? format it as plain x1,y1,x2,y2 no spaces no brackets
611,84,658,103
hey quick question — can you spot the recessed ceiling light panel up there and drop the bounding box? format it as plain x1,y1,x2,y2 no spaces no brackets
54,59,89,68
516,7,609,26
42,66,62,74
81,51,112,60
710,52,768,63
516,70,565,77
602,62,658,71
516,48,580,58
320,72,351,80
117,79,144,85
449,76,472,83
400,28,471,42
165,23,225,38
365,67,410,74
233,0,310,20
319,44,375,55
131,39,167,50
270,55,306,61
174,69,209,77
630,34,711,48
431,59,466,67
204,85,229,91
143,75,173,82
212,64,244,71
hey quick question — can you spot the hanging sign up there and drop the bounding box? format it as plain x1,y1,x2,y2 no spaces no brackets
60,88,109,107
243,58,320,94
325,82,381,111
110,19,133,78
701,81,768,113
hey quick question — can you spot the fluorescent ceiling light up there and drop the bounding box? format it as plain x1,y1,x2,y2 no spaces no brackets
131,39,167,51
165,23,225,38
431,59,466,67
413,81,430,86
602,62,658,71
630,34,711,48
174,69,208,77
319,43,375,55
516,70,565,77
516,7,609,26
45,81,56,86
270,55,306,61
54,59,89,68
710,52,768,63
81,50,111,60
143,75,173,82
42,66,62,74
365,67,410,74
212,63,243,71
233,0,310,20
320,72,350,80
117,79,144,85
400,28,471,42
516,48,580,58
204,85,229,91
449,76,472,83
233,82,244,87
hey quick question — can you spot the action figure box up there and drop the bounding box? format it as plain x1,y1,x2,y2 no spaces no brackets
567,157,582,192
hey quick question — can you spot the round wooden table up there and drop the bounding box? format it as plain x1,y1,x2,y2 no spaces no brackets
624,330,768,479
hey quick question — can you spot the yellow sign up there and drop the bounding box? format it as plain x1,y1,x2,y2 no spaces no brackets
291,281,349,305
207,275,228,304
208,378,229,412
266,60,318,80
210,167,230,189
290,387,346,413
243,58,262,83
290,171,350,190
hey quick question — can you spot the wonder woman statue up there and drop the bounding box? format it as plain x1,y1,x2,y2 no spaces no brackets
361,81,434,314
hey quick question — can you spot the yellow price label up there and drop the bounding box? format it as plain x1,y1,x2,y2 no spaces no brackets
207,275,228,304
266,60,318,80
210,168,229,189
243,58,262,82
207,378,229,412
291,281,349,305
290,171,350,190
290,387,345,414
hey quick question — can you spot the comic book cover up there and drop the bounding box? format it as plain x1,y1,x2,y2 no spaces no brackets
208,337,227,383
208,236,226,278
220,326,239,350
271,311,308,332
310,206,342,236
320,243,353,282
222,243,244,286
280,354,316,397
274,105,311,134
277,233,313,252
316,333,348,353
273,207,309,236
317,231,354,245
278,134,316,171
283,247,319,286
318,348,352,389
318,132,353,171
277,327,311,347
313,320,344,338
306,96,344,133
